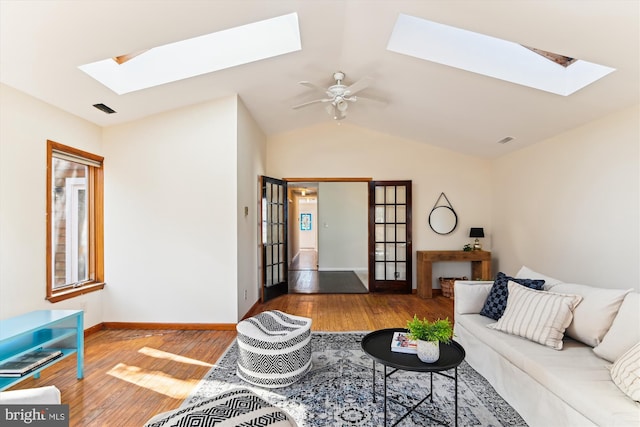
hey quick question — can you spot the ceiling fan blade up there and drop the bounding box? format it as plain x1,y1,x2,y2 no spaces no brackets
292,98,330,109
299,81,331,96
354,93,388,105
344,76,373,96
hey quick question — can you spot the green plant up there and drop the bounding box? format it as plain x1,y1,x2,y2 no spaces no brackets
406,315,453,343
463,244,472,252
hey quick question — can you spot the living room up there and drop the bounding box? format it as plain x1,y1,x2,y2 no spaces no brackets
0,1,638,426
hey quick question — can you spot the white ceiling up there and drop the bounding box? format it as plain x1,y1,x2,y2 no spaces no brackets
1,0,638,158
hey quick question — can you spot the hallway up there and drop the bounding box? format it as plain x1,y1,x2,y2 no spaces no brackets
289,248,317,271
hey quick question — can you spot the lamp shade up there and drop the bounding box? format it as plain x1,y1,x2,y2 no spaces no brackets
469,227,484,238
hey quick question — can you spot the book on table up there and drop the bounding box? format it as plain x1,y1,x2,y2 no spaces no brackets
0,349,63,377
391,332,417,354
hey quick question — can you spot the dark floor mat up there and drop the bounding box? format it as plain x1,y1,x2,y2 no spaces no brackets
289,270,368,294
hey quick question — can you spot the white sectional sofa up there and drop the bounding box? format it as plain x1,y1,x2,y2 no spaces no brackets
454,267,640,427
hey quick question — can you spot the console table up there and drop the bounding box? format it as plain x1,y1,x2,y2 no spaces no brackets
0,310,84,390
417,251,492,298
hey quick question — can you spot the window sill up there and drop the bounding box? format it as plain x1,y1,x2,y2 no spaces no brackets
47,282,106,303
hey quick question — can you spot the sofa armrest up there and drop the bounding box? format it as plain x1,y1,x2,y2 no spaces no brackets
454,281,493,315
0,386,61,404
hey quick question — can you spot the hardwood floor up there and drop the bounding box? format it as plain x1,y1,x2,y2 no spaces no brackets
289,249,317,271
7,293,453,426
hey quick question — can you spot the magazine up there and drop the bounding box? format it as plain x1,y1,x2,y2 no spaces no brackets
0,349,63,377
390,332,417,354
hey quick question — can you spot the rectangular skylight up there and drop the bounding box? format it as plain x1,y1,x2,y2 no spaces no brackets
79,12,301,95
387,14,615,96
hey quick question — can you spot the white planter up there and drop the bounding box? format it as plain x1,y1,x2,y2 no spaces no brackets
417,340,440,363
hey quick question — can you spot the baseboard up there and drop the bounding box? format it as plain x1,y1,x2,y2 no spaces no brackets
88,299,263,332
86,313,258,333
101,322,237,331
84,322,105,336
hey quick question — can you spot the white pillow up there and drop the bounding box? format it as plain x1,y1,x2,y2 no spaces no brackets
515,265,564,290
594,292,640,362
610,341,640,402
454,281,493,314
551,283,632,347
487,281,582,350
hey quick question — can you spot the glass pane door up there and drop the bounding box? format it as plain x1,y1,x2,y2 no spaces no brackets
260,176,288,302
369,181,412,293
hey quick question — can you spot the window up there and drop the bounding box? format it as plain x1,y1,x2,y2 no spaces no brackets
78,12,301,94
47,140,105,302
387,14,615,96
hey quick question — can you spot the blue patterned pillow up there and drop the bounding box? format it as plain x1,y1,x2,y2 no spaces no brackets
479,272,545,320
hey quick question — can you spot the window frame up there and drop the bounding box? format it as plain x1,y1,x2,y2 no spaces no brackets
46,140,105,302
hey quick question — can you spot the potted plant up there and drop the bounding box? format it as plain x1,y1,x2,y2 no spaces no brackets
406,315,453,363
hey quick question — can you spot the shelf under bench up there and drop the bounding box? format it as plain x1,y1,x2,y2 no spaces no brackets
0,310,84,390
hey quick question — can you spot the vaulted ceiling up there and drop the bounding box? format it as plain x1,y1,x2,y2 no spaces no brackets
1,1,638,158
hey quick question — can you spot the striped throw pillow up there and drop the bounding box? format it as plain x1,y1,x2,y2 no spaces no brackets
487,281,582,350
611,341,640,401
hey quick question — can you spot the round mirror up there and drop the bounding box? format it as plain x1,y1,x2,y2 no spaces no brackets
429,206,458,235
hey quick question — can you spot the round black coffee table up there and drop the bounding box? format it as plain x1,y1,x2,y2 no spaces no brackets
361,328,466,426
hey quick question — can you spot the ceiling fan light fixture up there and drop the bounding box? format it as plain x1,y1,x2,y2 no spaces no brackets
336,97,348,112
294,71,374,120
325,104,334,116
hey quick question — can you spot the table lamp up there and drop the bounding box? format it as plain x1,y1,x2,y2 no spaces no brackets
469,228,484,250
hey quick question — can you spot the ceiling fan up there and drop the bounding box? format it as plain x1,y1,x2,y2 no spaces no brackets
292,71,374,120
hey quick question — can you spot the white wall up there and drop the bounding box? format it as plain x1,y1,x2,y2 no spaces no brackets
236,97,266,320
102,97,240,323
317,182,368,271
0,84,104,327
492,104,639,289
267,122,493,288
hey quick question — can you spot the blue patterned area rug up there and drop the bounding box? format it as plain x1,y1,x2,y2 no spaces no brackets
183,332,527,426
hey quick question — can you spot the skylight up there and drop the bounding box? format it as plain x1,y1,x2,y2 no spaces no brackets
387,14,615,96
79,13,301,95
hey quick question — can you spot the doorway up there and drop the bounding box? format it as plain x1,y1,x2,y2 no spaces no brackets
287,180,369,294
259,177,412,298
288,183,318,271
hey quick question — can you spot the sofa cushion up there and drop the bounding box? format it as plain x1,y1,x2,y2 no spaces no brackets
488,281,582,350
515,265,564,290
594,292,640,362
551,283,631,347
480,272,545,320
611,342,640,402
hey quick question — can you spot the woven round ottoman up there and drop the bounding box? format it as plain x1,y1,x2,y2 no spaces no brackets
236,310,312,388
